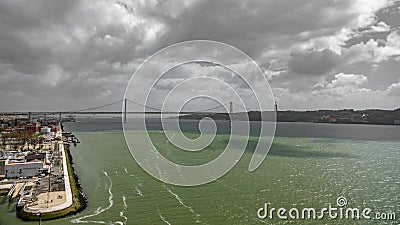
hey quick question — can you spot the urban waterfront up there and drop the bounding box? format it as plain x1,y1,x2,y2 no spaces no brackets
0,119,399,224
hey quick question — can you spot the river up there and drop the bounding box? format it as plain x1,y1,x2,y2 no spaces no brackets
0,119,399,224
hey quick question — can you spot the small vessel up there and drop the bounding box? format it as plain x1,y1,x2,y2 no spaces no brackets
62,115,76,122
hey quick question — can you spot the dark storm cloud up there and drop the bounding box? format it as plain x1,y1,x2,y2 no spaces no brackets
149,0,357,58
288,49,342,75
0,0,399,111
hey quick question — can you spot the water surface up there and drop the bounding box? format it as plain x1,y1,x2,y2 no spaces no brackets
0,119,399,224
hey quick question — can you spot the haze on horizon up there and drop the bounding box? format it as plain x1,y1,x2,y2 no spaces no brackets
0,0,400,112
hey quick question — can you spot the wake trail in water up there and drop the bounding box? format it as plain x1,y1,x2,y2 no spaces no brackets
217,180,245,193
158,211,172,225
118,196,128,225
134,186,143,196
122,166,144,193
129,173,142,184
162,184,207,224
123,166,128,174
155,162,206,224
122,196,127,208
70,171,125,225
175,164,188,183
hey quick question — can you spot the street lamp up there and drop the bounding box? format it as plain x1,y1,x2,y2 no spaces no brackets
47,166,51,208
37,212,42,225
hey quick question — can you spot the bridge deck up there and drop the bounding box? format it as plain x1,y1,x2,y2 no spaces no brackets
1,111,224,115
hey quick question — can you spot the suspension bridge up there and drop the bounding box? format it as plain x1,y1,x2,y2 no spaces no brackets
1,98,250,122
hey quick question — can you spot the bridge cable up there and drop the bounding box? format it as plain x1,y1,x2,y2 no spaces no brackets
231,102,250,112
66,99,123,113
126,98,229,113
196,103,229,112
126,99,163,112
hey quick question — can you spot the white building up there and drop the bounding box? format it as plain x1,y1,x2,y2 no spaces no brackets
5,159,44,178
40,127,51,134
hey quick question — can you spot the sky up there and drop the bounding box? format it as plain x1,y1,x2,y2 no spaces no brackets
0,0,399,112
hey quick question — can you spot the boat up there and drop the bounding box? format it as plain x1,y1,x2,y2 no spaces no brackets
62,115,76,122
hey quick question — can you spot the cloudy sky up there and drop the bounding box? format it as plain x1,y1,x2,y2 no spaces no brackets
0,0,399,112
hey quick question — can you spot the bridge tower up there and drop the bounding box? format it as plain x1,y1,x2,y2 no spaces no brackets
123,98,127,123
229,102,233,114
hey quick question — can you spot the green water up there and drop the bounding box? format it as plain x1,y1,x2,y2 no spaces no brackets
1,130,399,224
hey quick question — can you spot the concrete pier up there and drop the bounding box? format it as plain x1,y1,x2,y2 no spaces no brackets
23,130,73,213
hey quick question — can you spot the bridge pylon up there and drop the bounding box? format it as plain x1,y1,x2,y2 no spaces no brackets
123,98,127,123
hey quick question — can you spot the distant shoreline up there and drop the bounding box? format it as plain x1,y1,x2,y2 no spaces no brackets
178,108,400,126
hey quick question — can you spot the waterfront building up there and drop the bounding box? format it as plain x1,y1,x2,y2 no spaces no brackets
25,123,41,133
40,127,51,134
0,160,5,179
4,159,44,178
328,115,338,123
25,152,47,162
